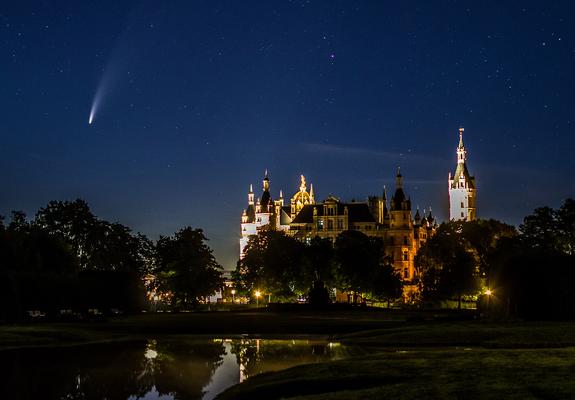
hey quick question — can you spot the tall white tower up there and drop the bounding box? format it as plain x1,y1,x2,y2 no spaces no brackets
448,127,476,221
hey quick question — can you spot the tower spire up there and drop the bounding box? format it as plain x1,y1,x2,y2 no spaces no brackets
457,127,466,164
449,127,476,221
395,167,403,188
248,184,254,205
263,170,270,191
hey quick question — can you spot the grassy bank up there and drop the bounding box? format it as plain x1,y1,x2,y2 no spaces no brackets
216,320,575,400
0,308,431,350
3,310,575,399
216,347,575,399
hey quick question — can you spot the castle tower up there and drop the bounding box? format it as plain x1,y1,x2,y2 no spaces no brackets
290,175,314,219
240,184,257,258
448,127,476,221
386,168,416,282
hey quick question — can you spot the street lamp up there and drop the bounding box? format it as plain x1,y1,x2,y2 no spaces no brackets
153,295,159,313
485,289,493,318
254,290,261,307
231,289,236,303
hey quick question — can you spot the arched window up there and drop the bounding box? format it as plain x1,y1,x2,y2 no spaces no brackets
403,251,408,261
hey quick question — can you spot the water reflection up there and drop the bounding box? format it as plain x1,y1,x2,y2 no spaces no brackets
1,338,355,400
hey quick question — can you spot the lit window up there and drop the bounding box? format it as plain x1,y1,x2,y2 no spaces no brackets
318,220,324,230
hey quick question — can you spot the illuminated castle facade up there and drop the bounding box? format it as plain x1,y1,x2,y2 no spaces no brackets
449,127,476,221
240,170,436,284
240,128,477,286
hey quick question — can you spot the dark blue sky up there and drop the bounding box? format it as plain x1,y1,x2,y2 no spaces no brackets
1,1,574,269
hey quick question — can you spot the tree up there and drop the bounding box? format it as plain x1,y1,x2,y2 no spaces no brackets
334,231,383,303
486,199,575,320
415,222,481,308
519,206,559,253
369,264,403,308
35,199,151,274
233,231,306,301
460,219,517,277
155,227,223,308
557,199,575,255
303,237,336,289
35,199,98,269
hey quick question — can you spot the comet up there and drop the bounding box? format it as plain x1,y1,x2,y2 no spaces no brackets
88,76,106,125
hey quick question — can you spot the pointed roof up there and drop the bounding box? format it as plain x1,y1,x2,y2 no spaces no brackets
451,128,475,189
261,170,272,208
391,168,408,210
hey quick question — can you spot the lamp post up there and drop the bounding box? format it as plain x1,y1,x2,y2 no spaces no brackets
231,289,236,304
255,290,261,307
485,289,492,318
153,295,159,313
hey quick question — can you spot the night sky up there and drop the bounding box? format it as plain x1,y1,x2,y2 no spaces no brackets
2,1,574,270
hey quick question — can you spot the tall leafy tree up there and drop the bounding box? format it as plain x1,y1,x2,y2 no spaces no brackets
334,231,384,302
234,230,306,301
369,264,403,307
155,227,223,308
35,199,151,273
35,199,98,269
415,222,481,308
303,236,336,288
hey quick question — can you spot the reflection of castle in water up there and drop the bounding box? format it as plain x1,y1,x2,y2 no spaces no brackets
1,337,355,400
220,338,348,385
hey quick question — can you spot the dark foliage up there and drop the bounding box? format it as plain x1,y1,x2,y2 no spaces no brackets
155,227,224,308
234,230,402,304
487,199,575,320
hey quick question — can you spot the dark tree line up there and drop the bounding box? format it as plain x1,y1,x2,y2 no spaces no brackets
0,199,223,321
233,230,403,305
415,199,575,319
415,219,516,308
487,199,575,319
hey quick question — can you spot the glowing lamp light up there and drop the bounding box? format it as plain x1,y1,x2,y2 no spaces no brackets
254,290,261,298
485,289,492,296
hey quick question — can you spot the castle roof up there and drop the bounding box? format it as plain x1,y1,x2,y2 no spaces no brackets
451,127,475,189
451,162,475,189
280,206,291,225
260,190,272,207
245,204,256,223
291,202,376,224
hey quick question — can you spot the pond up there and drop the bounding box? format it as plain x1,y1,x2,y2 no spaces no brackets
1,337,362,399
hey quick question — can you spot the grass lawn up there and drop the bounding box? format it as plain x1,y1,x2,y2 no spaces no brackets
216,347,575,400
216,320,575,400
2,311,575,399
0,308,420,350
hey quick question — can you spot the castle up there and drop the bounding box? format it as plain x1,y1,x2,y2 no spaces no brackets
240,128,476,285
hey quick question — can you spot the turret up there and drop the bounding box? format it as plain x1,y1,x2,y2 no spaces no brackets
248,184,254,205
448,127,477,221
414,207,421,225
263,169,270,191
